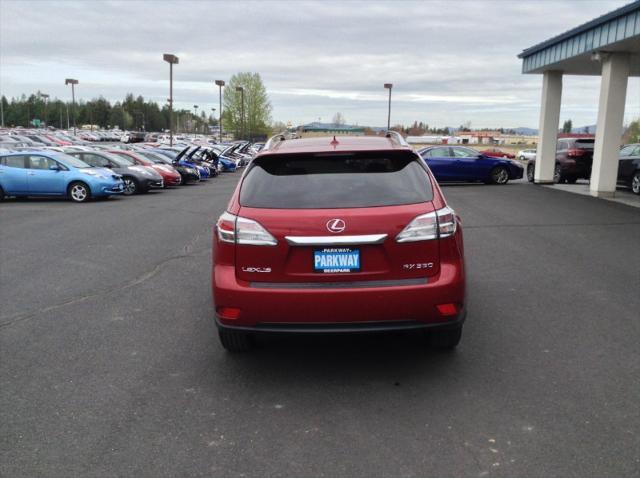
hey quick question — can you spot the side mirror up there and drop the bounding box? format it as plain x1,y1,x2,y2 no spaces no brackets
49,164,61,171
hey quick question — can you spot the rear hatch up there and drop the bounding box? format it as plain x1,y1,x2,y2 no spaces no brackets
571,139,595,173
234,151,440,284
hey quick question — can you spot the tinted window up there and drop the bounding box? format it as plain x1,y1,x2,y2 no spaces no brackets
575,139,595,149
80,153,109,167
240,153,433,209
1,155,26,168
424,147,450,158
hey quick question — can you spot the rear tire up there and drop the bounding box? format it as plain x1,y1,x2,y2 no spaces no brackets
218,328,253,352
490,166,509,185
68,181,91,203
427,325,462,351
0,186,5,201
565,176,578,184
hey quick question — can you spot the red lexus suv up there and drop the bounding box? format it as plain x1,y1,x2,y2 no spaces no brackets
212,133,466,352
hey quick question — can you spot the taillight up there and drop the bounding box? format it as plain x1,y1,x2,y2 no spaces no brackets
395,206,457,243
567,148,585,158
216,212,277,246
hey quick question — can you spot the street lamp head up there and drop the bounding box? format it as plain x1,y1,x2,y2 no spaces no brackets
65,79,79,85
40,93,50,99
384,83,393,89
236,86,244,92
163,53,179,64
215,80,225,87
194,105,198,109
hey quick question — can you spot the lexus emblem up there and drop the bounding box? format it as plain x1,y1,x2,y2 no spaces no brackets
326,218,346,233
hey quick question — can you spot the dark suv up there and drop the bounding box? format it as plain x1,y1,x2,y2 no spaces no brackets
526,138,594,183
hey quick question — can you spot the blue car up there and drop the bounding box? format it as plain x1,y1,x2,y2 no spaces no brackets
0,151,124,202
418,145,524,184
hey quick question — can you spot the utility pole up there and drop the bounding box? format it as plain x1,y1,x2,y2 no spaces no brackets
163,53,179,146
40,93,50,128
384,83,393,131
215,80,225,142
236,86,244,140
65,78,79,135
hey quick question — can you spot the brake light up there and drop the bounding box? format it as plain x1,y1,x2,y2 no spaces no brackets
395,206,457,243
567,148,585,158
216,212,277,246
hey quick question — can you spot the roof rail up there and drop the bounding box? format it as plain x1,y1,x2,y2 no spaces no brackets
263,132,288,151
384,130,409,147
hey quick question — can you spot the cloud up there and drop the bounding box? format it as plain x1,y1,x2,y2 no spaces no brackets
0,0,638,127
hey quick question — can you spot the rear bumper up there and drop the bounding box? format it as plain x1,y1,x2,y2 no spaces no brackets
216,310,465,334
560,161,592,177
213,263,465,331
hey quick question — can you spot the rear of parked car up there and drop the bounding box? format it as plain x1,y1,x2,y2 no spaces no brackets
212,135,466,352
526,138,594,183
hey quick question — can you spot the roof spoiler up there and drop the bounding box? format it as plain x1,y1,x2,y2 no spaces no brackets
263,132,288,151
384,130,409,147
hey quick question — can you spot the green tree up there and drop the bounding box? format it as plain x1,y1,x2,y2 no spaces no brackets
562,119,573,133
622,119,640,144
223,72,272,139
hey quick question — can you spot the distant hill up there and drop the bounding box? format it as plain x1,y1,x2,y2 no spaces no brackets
513,127,538,135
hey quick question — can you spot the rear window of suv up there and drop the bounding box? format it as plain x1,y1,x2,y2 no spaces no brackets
240,152,433,209
575,139,595,149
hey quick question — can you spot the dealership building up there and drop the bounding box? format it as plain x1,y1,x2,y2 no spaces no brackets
519,1,640,197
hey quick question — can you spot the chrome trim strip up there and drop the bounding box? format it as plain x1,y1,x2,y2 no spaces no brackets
250,277,427,289
285,234,388,246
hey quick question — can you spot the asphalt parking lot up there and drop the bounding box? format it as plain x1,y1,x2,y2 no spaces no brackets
1,175,639,477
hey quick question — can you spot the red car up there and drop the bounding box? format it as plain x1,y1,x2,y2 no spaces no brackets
479,147,516,159
109,149,182,187
212,133,466,352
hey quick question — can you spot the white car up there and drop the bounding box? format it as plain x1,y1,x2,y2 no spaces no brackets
517,149,536,161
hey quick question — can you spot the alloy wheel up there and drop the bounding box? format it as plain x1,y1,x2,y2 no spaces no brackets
553,165,562,183
493,167,509,184
632,172,640,195
123,178,137,195
70,184,88,202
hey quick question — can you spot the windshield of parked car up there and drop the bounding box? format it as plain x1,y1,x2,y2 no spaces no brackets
102,152,133,166
138,151,170,164
52,153,91,168
240,152,433,209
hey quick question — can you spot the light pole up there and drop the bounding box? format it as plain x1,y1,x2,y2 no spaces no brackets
0,94,4,128
193,105,198,137
211,108,216,136
40,93,49,128
215,80,225,142
384,83,393,131
163,53,179,146
65,78,79,135
236,86,244,140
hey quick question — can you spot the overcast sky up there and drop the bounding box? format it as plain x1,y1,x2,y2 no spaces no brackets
1,0,638,128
